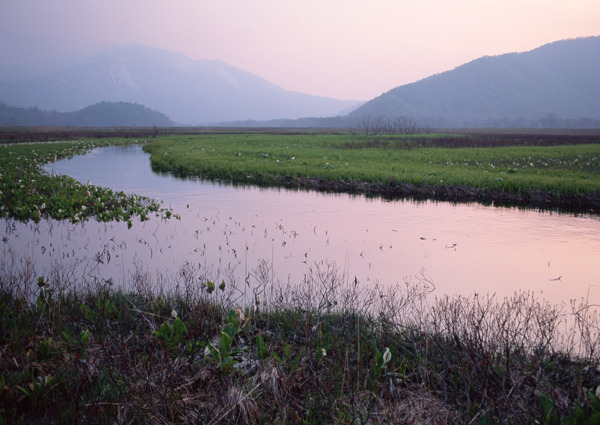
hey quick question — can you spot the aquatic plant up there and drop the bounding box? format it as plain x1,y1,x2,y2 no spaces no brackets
0,139,175,224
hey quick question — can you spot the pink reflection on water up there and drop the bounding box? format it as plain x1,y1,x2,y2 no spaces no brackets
13,144,597,308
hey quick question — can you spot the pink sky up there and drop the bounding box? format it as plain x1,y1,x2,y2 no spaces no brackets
1,0,599,101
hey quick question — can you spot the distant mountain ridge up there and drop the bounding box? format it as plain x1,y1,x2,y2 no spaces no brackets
0,101,174,127
350,36,600,126
0,44,361,125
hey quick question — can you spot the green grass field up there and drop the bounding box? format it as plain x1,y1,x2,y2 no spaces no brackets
144,133,600,211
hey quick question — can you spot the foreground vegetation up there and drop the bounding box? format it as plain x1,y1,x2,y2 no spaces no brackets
144,132,600,212
0,139,174,225
1,265,599,424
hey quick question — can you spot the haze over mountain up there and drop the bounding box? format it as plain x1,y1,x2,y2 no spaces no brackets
0,101,174,127
350,36,600,127
0,44,361,125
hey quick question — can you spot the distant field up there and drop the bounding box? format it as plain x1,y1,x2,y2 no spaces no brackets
144,132,600,212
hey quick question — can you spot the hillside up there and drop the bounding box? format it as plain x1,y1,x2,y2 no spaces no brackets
0,101,175,127
0,44,360,125
350,37,600,127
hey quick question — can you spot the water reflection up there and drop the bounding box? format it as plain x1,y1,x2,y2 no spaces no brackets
5,144,597,307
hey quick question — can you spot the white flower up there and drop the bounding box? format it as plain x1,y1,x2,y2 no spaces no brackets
171,309,178,319
321,348,327,357
204,345,210,357
596,384,600,399
383,347,391,365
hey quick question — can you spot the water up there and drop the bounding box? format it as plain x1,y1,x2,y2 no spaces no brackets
3,144,599,307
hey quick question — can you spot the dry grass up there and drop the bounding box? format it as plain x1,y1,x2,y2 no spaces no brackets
1,254,599,424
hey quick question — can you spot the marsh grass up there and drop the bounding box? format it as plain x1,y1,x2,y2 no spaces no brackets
1,257,599,424
144,133,600,211
0,139,174,224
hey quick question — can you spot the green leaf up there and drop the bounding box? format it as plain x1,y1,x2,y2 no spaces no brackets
583,412,600,425
80,329,91,346
223,322,236,339
220,330,233,354
540,392,559,425
62,330,77,346
206,280,215,294
172,318,186,338
206,343,221,361
228,309,239,329
588,390,600,412
256,334,267,360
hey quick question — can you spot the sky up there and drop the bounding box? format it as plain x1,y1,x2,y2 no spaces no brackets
1,0,599,101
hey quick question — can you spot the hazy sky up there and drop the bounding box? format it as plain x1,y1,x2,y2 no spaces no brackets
1,0,599,100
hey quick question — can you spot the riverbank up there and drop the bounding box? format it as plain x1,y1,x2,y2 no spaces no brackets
1,277,599,424
231,173,600,212
144,132,600,214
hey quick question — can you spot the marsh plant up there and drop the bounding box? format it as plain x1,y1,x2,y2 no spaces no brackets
143,133,600,212
0,139,176,224
1,252,598,424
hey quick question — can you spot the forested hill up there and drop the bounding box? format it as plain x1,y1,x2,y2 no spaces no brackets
350,36,600,127
0,101,175,127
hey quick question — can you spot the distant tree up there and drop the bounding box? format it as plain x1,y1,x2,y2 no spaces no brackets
349,115,421,135
538,113,561,128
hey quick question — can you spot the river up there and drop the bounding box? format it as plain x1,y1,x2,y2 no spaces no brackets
2,144,599,308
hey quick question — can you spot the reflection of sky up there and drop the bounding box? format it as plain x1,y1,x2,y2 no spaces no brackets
40,145,600,307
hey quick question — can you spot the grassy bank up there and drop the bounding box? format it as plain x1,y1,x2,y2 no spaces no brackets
143,133,600,212
0,139,174,225
1,270,599,424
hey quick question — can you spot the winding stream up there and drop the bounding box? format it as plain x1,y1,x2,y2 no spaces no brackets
3,144,599,308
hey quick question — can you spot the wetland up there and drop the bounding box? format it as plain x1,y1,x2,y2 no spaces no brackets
1,129,600,424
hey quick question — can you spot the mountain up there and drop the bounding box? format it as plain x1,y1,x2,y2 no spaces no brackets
350,36,600,126
0,44,361,125
0,101,175,127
